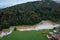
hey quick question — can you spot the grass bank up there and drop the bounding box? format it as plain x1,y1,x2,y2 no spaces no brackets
0,30,51,40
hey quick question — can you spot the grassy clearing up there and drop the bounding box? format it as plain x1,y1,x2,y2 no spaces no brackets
0,30,51,40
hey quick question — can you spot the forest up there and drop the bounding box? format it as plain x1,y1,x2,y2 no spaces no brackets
0,0,60,30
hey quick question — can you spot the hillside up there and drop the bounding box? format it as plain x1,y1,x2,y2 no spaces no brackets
0,1,60,30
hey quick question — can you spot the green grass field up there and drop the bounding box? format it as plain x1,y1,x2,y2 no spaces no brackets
0,30,50,40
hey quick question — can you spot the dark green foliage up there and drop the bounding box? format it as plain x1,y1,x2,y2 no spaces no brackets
0,1,60,29
14,27,17,31
0,21,10,29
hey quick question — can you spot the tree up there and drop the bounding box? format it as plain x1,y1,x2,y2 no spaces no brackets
41,0,52,2
0,25,2,31
1,21,10,29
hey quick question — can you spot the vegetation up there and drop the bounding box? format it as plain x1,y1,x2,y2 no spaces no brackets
57,26,60,30
0,30,50,40
0,1,60,29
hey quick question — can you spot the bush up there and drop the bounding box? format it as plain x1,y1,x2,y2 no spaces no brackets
14,27,17,31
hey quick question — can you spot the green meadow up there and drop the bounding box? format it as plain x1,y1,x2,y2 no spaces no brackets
0,30,50,40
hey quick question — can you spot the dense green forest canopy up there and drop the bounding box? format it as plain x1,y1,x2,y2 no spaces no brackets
0,1,60,30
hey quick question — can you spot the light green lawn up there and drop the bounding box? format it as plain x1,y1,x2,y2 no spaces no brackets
0,30,50,40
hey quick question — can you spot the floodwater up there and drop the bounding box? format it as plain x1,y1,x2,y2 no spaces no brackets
0,27,14,38
17,20,60,31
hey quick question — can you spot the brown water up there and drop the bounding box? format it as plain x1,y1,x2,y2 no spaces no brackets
16,20,60,31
